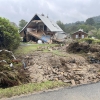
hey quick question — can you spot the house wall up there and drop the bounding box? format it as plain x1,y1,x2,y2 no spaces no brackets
20,32,24,37
27,28,33,32
71,31,88,39
38,23,44,30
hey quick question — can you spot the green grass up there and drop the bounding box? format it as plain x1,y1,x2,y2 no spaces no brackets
14,43,57,56
0,81,69,99
14,42,67,57
43,50,68,57
51,50,68,57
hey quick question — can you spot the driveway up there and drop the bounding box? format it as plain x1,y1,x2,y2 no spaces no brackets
9,82,100,100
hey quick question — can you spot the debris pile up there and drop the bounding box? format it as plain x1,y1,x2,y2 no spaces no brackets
87,52,100,64
67,42,100,64
37,44,66,52
0,50,30,88
25,52,100,86
67,42,90,53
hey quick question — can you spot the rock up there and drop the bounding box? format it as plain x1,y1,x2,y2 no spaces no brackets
52,69,56,74
54,78,59,81
79,80,84,84
37,74,44,82
65,64,71,70
71,80,76,86
74,75,81,81
48,48,53,51
75,81,80,84
63,80,71,83
48,76,54,81
60,72,64,75
83,78,89,84
73,68,82,71
63,72,68,77
75,71,85,77
38,66,42,69
58,75,65,81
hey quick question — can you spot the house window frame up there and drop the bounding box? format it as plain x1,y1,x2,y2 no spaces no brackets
38,24,44,31
82,35,84,38
76,34,79,39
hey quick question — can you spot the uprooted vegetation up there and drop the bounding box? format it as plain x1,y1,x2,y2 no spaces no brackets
67,41,100,63
13,43,100,86
0,50,30,88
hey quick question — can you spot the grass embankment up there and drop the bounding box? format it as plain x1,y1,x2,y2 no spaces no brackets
0,81,68,98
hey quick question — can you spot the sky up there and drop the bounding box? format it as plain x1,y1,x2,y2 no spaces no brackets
0,0,100,25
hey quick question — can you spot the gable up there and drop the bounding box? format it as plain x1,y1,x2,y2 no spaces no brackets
20,14,63,33
37,14,63,32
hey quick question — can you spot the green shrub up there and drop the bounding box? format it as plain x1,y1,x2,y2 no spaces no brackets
80,38,95,44
93,39,100,45
0,17,20,50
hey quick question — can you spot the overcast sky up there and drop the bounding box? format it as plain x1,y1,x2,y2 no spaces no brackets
0,0,100,25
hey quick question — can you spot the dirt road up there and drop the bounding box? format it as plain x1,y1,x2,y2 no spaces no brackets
9,82,100,100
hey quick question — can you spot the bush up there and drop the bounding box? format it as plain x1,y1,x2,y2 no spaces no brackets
80,38,100,45
80,38,94,44
0,17,20,50
93,39,100,45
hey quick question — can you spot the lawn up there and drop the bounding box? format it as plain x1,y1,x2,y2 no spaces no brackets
14,43,57,56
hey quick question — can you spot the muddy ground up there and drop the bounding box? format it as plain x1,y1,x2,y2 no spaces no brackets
20,43,100,86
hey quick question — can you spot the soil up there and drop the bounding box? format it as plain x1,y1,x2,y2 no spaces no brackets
1,43,100,87
19,47,100,86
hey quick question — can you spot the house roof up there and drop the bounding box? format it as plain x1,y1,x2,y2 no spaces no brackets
20,14,63,33
72,29,87,35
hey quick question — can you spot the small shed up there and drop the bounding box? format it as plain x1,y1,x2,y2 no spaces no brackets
71,29,88,39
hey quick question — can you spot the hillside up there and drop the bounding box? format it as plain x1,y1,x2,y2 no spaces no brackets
92,15,100,23
65,15,100,28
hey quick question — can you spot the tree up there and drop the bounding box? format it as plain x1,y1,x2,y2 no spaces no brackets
19,19,27,31
0,17,20,50
78,24,95,33
56,20,66,32
92,28,100,39
10,22,18,29
86,18,95,25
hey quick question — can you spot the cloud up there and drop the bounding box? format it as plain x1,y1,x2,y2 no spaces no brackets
0,0,100,25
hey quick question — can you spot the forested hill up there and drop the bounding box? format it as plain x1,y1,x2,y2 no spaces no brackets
92,15,100,23
65,15,100,27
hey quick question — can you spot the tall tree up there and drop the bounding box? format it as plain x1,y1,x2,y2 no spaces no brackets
56,20,66,32
86,18,95,25
19,19,27,31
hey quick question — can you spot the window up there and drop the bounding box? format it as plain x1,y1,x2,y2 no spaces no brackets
76,35,78,38
82,35,84,38
39,25,44,31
